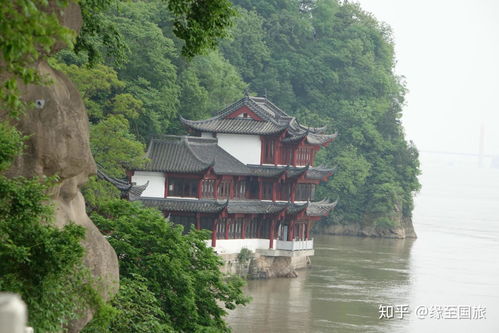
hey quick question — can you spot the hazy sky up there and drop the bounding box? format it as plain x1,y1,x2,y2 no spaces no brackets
355,0,499,155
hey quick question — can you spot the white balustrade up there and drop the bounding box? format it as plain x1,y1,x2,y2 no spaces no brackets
276,239,314,251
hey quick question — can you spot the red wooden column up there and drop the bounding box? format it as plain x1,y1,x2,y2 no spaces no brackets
225,219,229,240
229,177,235,199
288,220,296,241
197,179,202,198
195,213,201,230
214,178,221,199
164,174,169,198
272,182,277,202
290,182,296,202
258,178,263,200
126,170,134,183
211,219,218,247
269,219,277,249
306,221,311,240
274,140,281,166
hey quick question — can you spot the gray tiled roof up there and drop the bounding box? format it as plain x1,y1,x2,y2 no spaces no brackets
247,164,288,177
180,117,286,135
139,136,251,175
139,197,336,217
306,199,338,216
246,164,333,180
141,137,212,173
305,165,336,180
181,96,336,144
96,167,148,201
227,200,288,214
140,197,228,213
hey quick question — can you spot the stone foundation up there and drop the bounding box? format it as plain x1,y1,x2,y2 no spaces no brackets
218,251,312,279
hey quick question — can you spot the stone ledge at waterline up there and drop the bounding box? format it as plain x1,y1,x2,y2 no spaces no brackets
318,216,417,239
219,251,313,279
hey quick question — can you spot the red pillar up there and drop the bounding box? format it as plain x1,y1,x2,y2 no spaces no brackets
196,213,201,230
211,219,218,247
288,220,296,241
272,182,277,202
214,178,220,199
306,221,311,240
229,177,235,199
269,219,276,249
197,179,202,198
290,182,296,202
225,219,229,240
164,175,168,198
258,178,263,200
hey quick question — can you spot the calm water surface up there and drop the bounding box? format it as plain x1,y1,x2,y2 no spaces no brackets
227,154,499,332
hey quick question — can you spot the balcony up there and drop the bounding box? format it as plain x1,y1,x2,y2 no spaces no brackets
276,239,314,251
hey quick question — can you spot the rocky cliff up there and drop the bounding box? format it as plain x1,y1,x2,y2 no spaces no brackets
319,216,417,239
1,2,119,331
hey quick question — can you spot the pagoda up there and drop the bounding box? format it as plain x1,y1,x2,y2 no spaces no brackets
128,96,337,256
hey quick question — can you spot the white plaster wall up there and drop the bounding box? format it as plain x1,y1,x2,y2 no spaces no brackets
217,133,261,164
209,239,273,254
131,171,165,198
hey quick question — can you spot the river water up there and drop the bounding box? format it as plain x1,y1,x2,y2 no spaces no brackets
227,153,499,332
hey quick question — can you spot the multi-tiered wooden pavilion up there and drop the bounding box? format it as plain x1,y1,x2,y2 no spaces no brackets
128,96,337,255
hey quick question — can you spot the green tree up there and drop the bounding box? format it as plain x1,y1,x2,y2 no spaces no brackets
87,200,249,332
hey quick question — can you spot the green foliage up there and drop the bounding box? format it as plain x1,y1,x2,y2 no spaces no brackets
90,115,147,177
167,0,237,58
0,169,99,332
81,176,121,211
0,0,74,115
237,248,253,264
178,51,247,121
87,199,249,332
83,275,174,333
0,122,24,171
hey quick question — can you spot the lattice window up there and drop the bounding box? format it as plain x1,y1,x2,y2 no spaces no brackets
262,139,275,164
278,182,290,201
216,218,226,239
281,146,293,165
246,219,258,238
168,178,198,197
296,183,316,201
296,147,312,165
262,182,273,200
218,180,231,199
201,179,215,198
235,180,246,199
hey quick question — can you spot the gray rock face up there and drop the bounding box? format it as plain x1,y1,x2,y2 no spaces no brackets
321,216,417,239
1,2,119,331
